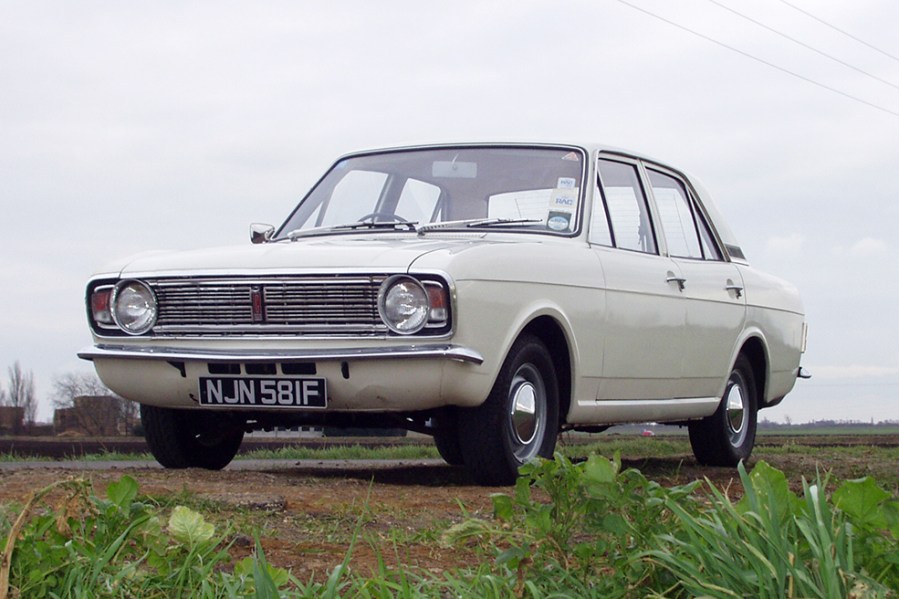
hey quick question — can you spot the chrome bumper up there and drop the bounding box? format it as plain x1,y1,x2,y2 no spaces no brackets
78,343,485,366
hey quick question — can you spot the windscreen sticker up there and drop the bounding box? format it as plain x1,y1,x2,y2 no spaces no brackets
547,188,578,231
557,177,576,189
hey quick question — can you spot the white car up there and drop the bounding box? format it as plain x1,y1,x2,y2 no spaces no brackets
80,143,808,485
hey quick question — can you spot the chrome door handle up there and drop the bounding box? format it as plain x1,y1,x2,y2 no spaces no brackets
725,283,744,298
666,275,686,291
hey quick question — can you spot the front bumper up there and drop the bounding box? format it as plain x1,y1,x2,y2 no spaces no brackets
78,343,484,365
79,342,489,412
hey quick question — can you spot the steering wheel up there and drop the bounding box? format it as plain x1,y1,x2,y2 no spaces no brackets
357,212,409,223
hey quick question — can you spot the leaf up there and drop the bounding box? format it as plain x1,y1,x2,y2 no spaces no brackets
601,513,630,536
496,544,530,568
252,539,285,598
491,493,515,521
738,461,801,523
168,506,215,547
234,556,255,577
106,475,139,511
832,477,891,531
583,454,617,485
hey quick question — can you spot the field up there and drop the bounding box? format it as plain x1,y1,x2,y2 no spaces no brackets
1,433,897,596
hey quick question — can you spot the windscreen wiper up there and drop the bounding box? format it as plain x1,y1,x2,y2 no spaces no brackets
288,220,418,241
417,218,541,236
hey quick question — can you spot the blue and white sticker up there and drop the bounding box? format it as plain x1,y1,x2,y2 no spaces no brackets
557,177,576,189
547,215,570,231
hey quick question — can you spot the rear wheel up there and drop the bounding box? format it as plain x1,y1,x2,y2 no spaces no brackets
141,405,244,470
458,335,560,485
689,355,757,466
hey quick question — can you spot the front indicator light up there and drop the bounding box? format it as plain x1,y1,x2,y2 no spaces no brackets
112,280,157,335
425,282,448,324
90,287,114,326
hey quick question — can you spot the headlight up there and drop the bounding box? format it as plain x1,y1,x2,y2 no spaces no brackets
112,280,157,335
378,275,430,334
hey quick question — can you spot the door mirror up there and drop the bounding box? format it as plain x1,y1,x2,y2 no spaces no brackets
250,223,275,244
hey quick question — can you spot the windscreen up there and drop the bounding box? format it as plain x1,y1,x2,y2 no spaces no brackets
277,146,585,237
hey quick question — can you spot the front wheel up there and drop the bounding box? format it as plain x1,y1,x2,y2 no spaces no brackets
432,409,465,466
458,335,560,485
141,405,244,470
689,355,758,466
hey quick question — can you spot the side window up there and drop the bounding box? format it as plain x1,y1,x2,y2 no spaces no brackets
648,170,702,259
596,159,657,254
588,181,613,246
396,179,441,223
697,215,722,260
648,169,723,261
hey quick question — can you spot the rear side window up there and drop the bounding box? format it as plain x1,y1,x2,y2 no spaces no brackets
648,169,722,261
596,159,657,254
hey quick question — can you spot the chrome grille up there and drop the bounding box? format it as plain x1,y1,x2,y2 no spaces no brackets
150,277,387,336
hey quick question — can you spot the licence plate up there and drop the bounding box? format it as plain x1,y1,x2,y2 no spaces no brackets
198,377,327,408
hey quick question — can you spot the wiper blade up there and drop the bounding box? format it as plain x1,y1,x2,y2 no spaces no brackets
473,218,542,227
417,218,541,235
288,220,418,240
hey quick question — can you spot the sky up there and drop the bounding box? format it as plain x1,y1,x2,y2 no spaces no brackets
1,0,898,424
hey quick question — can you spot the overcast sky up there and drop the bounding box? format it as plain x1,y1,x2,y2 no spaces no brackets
2,0,897,423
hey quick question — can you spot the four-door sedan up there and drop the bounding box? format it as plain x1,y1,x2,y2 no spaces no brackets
80,143,808,485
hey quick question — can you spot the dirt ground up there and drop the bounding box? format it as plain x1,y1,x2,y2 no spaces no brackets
1,438,896,581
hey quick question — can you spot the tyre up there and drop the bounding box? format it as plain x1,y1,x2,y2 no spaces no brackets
432,409,465,466
141,404,244,470
458,335,560,485
689,355,758,466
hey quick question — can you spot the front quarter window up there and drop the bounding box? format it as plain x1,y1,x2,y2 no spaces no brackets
596,159,657,254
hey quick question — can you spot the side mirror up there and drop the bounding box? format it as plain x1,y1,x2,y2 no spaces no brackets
250,223,275,244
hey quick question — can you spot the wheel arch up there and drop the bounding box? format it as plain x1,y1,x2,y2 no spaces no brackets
518,315,573,426
737,335,768,408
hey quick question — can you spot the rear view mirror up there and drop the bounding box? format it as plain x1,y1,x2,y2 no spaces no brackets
432,160,477,178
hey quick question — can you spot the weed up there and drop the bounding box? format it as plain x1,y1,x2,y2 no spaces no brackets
2,457,896,597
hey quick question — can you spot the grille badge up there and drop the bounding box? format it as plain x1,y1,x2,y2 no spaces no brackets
250,286,264,322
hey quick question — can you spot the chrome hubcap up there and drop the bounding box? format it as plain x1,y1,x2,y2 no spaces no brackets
511,381,538,445
725,377,746,440
507,363,546,461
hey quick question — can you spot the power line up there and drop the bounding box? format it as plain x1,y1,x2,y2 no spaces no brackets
777,0,899,64
614,0,899,119
706,0,899,92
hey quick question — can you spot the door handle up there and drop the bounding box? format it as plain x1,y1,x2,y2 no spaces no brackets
666,274,686,291
725,281,743,298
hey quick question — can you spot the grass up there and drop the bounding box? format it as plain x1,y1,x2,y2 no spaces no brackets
1,430,897,465
758,425,899,436
3,457,896,597
239,443,440,461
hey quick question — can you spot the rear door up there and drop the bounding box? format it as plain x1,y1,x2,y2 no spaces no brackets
645,166,746,398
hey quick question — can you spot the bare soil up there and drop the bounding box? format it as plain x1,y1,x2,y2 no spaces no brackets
1,436,896,581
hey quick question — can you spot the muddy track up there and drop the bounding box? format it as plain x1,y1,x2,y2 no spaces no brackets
1,433,897,459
